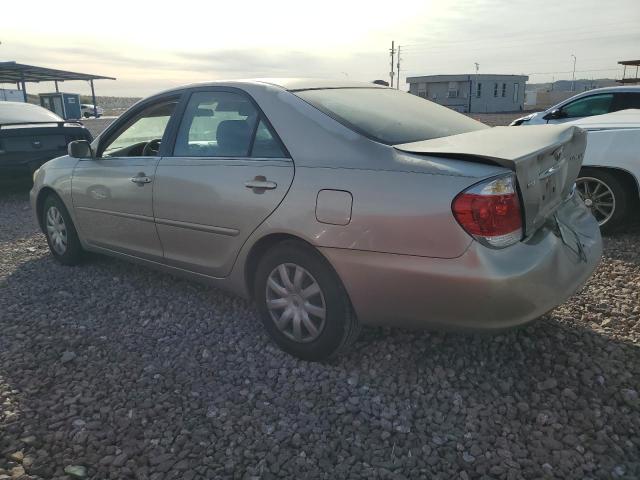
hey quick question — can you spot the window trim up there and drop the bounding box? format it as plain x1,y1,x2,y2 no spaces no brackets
166,86,291,160
96,93,184,158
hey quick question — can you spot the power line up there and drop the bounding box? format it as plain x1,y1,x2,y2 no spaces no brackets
389,40,395,88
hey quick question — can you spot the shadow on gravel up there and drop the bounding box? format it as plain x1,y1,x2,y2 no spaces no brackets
1,247,639,478
0,178,32,196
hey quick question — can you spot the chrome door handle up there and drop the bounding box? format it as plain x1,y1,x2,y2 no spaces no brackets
245,176,277,191
131,174,152,185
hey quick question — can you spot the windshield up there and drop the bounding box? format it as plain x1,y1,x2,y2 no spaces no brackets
0,102,63,124
294,87,487,145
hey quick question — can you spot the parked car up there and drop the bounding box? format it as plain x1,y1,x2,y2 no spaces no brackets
0,101,93,178
511,86,640,126
30,79,602,360
569,109,640,232
81,104,104,118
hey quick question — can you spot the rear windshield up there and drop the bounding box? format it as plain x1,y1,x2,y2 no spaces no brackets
294,87,487,145
0,102,63,124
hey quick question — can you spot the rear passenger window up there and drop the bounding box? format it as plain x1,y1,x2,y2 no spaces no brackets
614,93,640,111
251,120,286,158
173,91,286,158
174,91,257,157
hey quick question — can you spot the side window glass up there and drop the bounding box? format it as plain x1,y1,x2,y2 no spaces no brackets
174,91,258,157
251,120,286,158
102,101,177,157
562,94,614,118
613,93,640,111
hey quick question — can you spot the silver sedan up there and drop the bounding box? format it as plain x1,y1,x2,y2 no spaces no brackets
31,79,602,360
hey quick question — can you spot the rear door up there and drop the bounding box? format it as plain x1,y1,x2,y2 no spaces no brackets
72,97,180,259
612,92,640,111
153,88,294,277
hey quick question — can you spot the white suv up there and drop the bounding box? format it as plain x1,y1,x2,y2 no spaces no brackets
511,86,640,126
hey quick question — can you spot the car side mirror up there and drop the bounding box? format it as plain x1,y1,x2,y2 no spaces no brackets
68,140,94,159
543,108,566,120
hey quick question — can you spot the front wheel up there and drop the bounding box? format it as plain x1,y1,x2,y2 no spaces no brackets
576,169,629,233
254,241,360,361
42,194,84,265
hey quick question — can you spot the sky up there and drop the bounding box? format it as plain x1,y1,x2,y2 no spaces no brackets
1,0,638,97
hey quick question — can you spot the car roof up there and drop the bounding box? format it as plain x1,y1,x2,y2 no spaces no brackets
570,85,640,95
253,78,387,91
155,78,386,97
559,85,640,101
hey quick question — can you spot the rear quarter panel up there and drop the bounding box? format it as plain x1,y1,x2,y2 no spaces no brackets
581,128,640,198
247,165,487,259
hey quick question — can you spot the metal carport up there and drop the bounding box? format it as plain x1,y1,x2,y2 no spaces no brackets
0,61,116,117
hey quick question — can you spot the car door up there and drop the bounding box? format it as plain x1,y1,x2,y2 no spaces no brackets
153,88,294,277
550,93,615,124
72,97,180,259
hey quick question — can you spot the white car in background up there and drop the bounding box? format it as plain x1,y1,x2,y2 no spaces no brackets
571,109,640,231
511,86,640,126
80,103,104,118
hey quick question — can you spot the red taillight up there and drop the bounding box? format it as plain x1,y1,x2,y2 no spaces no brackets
452,175,522,248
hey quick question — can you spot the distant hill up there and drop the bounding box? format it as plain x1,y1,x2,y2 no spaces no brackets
527,78,619,92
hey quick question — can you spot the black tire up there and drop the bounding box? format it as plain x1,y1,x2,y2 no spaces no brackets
577,168,629,234
254,240,360,361
83,112,90,118
42,194,84,265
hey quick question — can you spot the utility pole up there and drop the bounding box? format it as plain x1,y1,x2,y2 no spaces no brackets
571,54,577,92
396,45,401,89
389,41,395,88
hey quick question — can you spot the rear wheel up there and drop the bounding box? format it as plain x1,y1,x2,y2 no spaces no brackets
42,194,84,265
576,169,629,233
254,241,360,361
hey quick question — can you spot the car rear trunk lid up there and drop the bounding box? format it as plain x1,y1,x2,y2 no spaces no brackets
394,124,587,235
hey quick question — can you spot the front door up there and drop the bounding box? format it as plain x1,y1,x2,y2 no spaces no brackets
551,93,615,124
153,89,294,277
72,98,179,260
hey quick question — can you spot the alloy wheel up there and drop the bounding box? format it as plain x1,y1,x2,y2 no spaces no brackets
265,263,327,343
46,205,68,255
576,177,616,226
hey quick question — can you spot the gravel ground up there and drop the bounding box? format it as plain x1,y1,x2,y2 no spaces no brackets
1,185,639,480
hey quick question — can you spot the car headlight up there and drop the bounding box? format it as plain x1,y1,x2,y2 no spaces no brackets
510,114,534,126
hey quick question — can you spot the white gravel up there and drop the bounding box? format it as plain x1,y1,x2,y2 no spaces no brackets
0,187,639,480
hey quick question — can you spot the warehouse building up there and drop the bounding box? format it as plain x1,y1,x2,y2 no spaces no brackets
406,74,528,113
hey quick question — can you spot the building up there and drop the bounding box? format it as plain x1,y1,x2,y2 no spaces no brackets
406,74,528,113
0,88,24,102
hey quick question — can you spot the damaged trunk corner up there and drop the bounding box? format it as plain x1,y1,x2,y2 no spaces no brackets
394,124,588,235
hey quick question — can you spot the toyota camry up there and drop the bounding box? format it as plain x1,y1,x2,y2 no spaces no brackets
31,79,602,360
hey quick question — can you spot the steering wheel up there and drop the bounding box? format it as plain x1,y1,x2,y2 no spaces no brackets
142,138,162,156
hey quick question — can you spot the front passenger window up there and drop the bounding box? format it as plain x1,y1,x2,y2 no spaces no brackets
561,94,614,118
102,101,177,158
